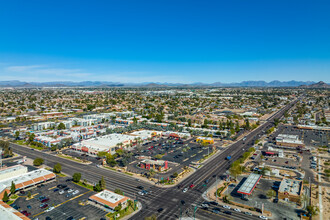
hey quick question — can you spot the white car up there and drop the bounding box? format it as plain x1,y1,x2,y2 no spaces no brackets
201,204,209,208
59,190,64,194
45,207,54,212
182,188,188,193
234,208,241,212
72,190,79,195
244,212,252,216
222,205,231,209
259,216,268,219
138,191,144,195
68,189,74,193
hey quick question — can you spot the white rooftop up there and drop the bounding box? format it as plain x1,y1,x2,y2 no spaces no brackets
237,173,262,195
0,168,54,189
74,133,137,151
0,165,27,176
0,204,22,220
279,178,302,196
94,190,125,204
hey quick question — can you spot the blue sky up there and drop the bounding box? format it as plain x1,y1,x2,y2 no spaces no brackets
0,0,329,83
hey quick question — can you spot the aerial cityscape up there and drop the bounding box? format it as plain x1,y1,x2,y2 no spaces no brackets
0,1,329,220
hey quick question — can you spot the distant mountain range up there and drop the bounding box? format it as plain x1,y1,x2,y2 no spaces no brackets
0,80,328,88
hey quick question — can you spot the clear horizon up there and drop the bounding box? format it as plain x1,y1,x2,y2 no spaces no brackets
1,1,330,83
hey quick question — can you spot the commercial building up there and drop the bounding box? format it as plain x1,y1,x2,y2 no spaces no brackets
72,133,137,155
139,159,168,171
278,178,303,203
237,173,262,197
89,189,130,212
196,137,214,144
0,201,30,220
0,165,56,199
0,165,28,180
276,134,305,148
130,130,161,140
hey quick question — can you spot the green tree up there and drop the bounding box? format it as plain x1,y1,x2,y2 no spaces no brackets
33,158,44,166
99,176,105,190
53,163,62,173
244,119,250,130
28,133,35,144
2,191,9,202
172,172,178,178
94,183,102,192
114,202,122,212
266,189,275,198
14,131,20,139
27,191,31,198
72,173,81,183
57,122,66,130
10,181,16,194
51,146,57,151
306,205,319,217
114,188,124,195
97,151,109,158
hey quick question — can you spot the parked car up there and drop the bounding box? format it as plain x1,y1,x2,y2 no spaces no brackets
68,189,74,193
53,188,59,192
234,208,241,212
59,190,65,195
259,216,268,219
224,211,232,215
245,212,252,215
72,190,79,195
41,198,49,203
182,188,188,193
222,205,231,209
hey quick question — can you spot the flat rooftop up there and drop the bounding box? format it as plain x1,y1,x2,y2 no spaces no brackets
0,168,55,191
237,173,262,195
279,178,302,196
89,189,129,209
0,165,27,176
74,133,137,151
0,201,29,220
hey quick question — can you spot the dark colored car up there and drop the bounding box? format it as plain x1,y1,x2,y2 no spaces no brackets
137,186,144,190
54,188,59,192
46,217,52,220
157,208,164,212
224,211,232,215
41,204,49,209
41,198,49,203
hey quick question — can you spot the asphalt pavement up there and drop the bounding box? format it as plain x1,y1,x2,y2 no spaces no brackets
10,98,299,220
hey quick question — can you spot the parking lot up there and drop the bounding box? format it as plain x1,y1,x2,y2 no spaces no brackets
273,125,330,147
132,137,215,165
11,177,107,220
126,137,218,177
227,176,302,220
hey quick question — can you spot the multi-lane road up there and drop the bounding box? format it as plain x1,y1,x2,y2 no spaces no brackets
10,99,298,220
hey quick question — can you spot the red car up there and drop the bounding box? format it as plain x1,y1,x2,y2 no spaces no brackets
41,204,48,209
189,184,195,188
41,198,49,203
